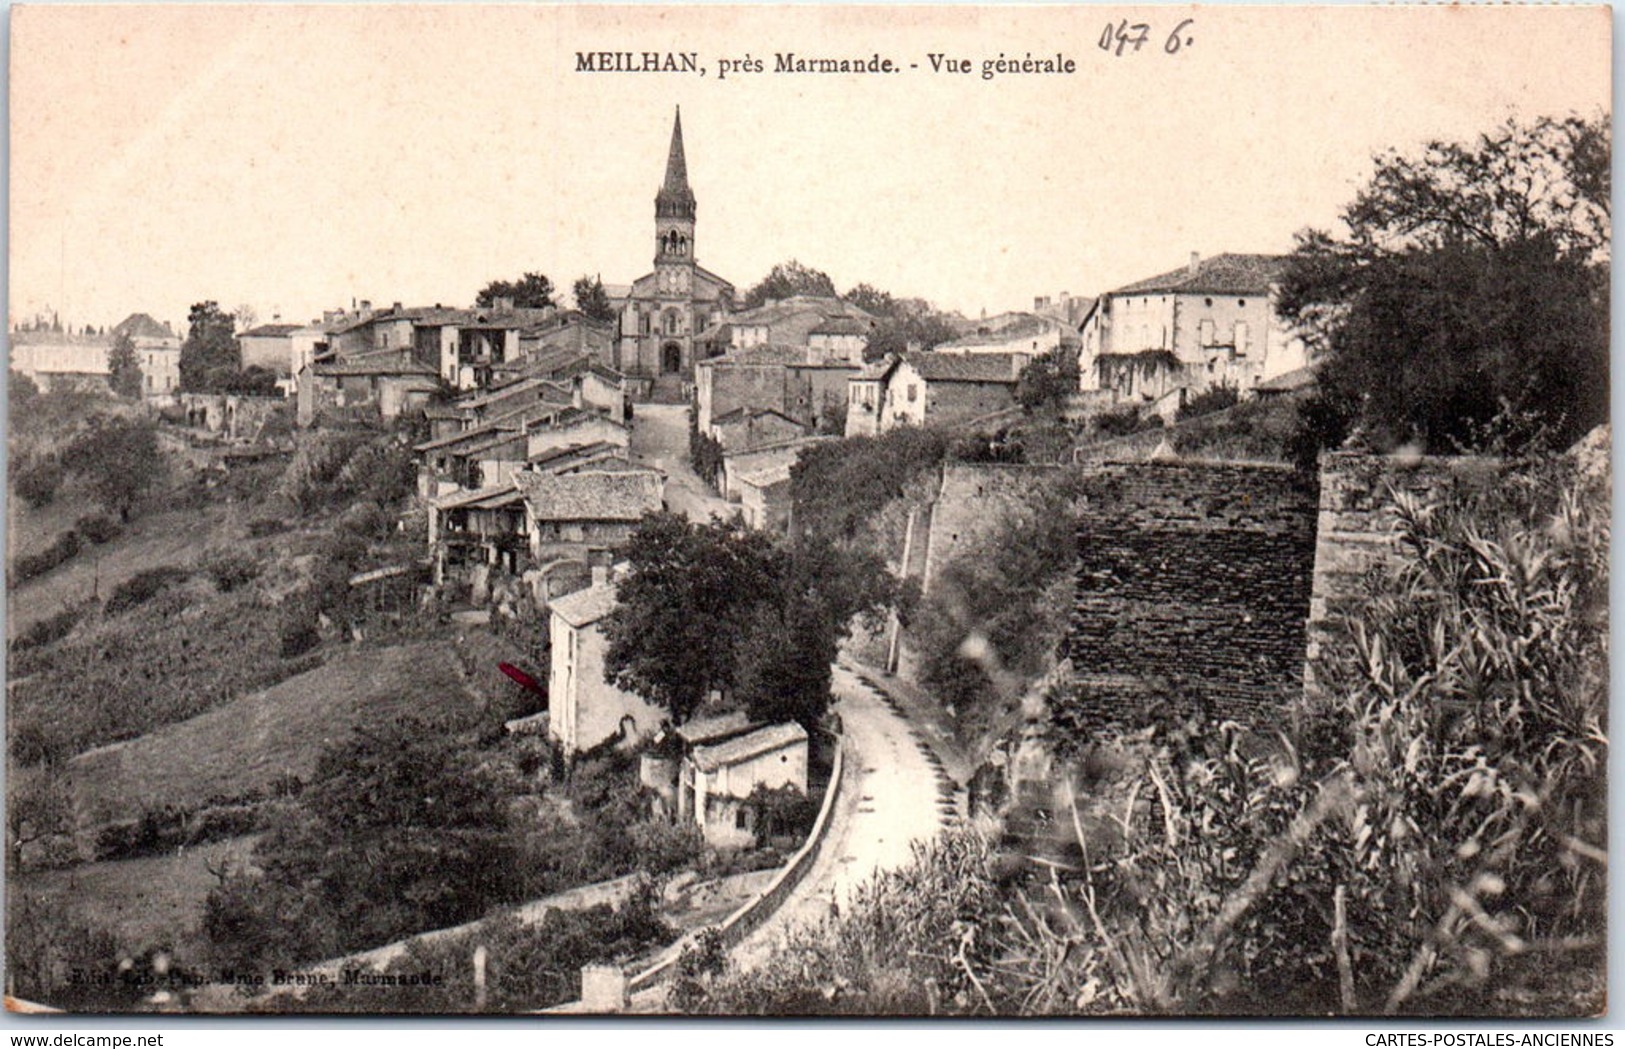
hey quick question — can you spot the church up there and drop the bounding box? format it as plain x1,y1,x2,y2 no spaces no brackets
611,108,736,396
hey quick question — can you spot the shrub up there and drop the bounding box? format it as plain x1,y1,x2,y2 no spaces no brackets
1093,405,1142,437
11,605,88,653
104,565,192,616
247,517,289,539
10,530,82,584
1176,383,1240,421
199,547,261,593
13,455,64,508
75,513,123,545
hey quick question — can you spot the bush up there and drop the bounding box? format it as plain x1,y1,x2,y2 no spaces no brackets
104,565,192,616
1093,405,1143,436
10,530,82,584
247,517,290,539
1176,383,1240,421
11,605,88,653
75,513,123,545
13,455,64,508
199,547,261,593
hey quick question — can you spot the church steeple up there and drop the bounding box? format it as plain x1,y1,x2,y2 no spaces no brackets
655,106,696,221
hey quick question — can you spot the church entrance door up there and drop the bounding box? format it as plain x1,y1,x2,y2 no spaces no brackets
661,342,683,373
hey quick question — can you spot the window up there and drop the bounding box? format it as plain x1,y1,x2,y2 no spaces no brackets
907,384,918,403
735,808,749,830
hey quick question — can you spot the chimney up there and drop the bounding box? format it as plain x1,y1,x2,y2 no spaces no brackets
393,301,403,313
588,548,613,589
1188,252,1200,278
1034,296,1049,311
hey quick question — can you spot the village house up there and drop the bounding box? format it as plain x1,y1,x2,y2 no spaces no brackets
734,460,795,532
295,351,441,426
238,319,330,393
694,344,860,435
709,406,807,452
10,328,110,392
548,574,667,756
717,435,830,501
722,295,874,356
682,721,809,848
852,350,1026,433
110,313,183,397
935,311,1064,357
515,468,663,562
1077,252,1308,416
519,311,615,369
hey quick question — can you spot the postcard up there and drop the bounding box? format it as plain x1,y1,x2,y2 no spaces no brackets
5,4,1610,1017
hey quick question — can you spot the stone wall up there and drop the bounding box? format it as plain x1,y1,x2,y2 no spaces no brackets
1304,451,1506,691
1064,460,1319,729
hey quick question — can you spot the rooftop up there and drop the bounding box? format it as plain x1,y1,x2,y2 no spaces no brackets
241,323,305,339
900,351,1024,384
549,584,618,629
691,721,808,774
1109,253,1287,297
514,468,662,522
675,711,762,747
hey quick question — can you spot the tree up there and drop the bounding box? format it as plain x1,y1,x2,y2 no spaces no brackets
476,272,555,309
68,415,163,521
178,301,239,392
602,514,786,722
1014,354,1070,413
204,717,521,968
106,332,144,399
844,282,899,318
1280,114,1610,461
234,304,258,333
572,275,616,323
10,368,41,414
743,259,838,309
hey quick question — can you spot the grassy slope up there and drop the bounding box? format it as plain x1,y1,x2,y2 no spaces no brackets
12,836,260,950
66,640,487,829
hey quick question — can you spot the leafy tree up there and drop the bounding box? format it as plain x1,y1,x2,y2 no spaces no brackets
219,364,281,396
204,717,521,967
572,274,616,323
178,301,239,392
10,368,41,414
12,453,64,508
106,332,144,399
843,282,899,318
602,513,786,722
477,272,555,309
1014,354,1071,413
790,428,949,544
1280,114,1609,462
68,415,163,522
743,259,838,309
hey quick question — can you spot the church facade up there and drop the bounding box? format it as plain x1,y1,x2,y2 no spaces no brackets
612,108,736,387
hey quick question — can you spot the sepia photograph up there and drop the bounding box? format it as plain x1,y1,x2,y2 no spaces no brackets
3,3,1612,1018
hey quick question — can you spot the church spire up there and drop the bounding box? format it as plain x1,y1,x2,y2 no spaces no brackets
655,106,696,220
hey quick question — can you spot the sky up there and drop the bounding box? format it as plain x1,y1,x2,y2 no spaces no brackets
8,4,1612,332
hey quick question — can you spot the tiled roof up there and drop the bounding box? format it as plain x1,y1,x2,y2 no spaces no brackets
707,344,805,367
735,461,795,489
691,721,808,774
526,440,626,471
312,357,440,378
432,484,526,511
241,323,304,338
458,376,573,412
712,406,802,428
900,351,1022,385
111,313,172,340
515,469,662,523
459,430,529,458
729,295,872,328
1109,253,1287,297
676,711,761,746
549,584,618,629
810,316,872,336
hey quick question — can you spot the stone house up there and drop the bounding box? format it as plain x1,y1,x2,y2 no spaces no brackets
1077,252,1308,411
694,345,858,434
110,313,183,398
681,721,809,848
548,579,666,756
10,330,110,392
296,352,441,426
516,468,663,561
734,461,794,532
868,351,1026,431
717,436,829,502
709,406,806,451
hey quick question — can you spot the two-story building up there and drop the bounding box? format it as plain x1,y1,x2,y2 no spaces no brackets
850,351,1025,434
1077,253,1308,414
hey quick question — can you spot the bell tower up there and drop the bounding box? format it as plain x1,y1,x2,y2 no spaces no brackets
653,106,697,295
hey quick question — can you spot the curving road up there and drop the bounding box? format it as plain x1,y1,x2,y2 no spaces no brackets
726,662,961,972
627,402,739,523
